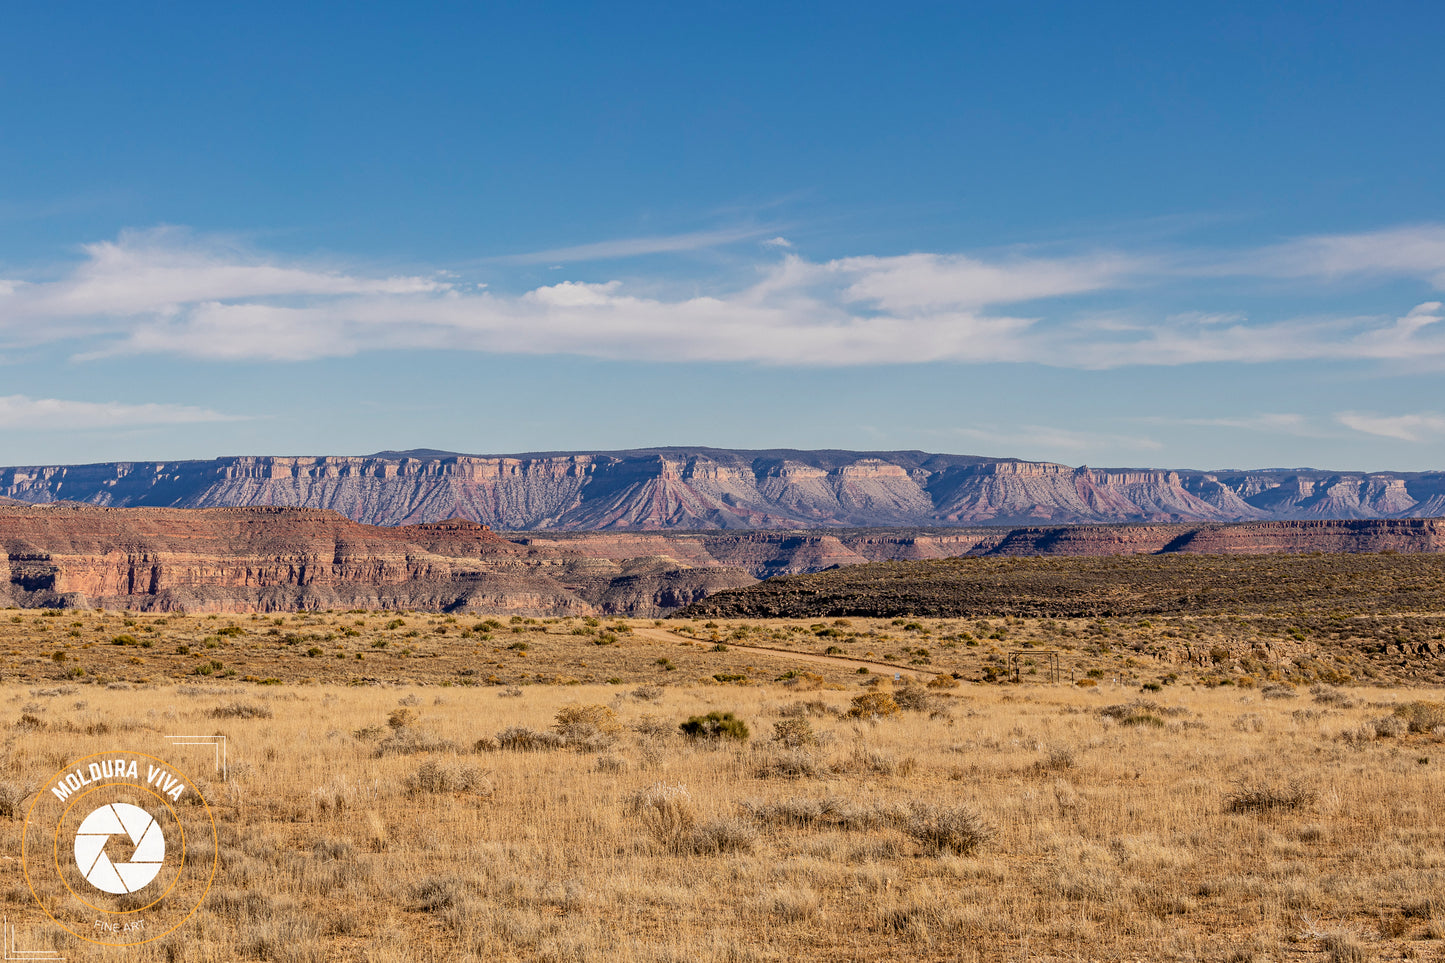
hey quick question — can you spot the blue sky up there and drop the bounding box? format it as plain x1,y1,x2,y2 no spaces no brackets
2,2,1444,471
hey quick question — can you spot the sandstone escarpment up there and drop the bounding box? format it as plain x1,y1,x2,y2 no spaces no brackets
7,449,1444,529
5,502,1445,618
0,503,753,617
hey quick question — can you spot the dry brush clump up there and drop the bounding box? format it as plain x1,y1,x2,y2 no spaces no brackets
0,778,32,818
891,684,934,712
552,702,623,750
207,700,274,719
493,725,565,751
372,725,461,757
754,750,833,780
1034,744,1076,772
1225,777,1317,813
778,699,842,719
740,794,992,856
1393,700,1445,734
848,692,899,718
900,801,995,855
1098,699,1182,728
626,782,755,855
770,717,818,748
740,795,896,832
404,759,492,796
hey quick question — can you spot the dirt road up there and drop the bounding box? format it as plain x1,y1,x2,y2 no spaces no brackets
631,626,935,681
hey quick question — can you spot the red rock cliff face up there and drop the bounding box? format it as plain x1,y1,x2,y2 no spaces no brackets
4,504,1444,615
6,449,1444,529
0,504,753,616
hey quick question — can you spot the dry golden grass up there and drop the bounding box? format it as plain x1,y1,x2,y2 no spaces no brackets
6,607,1444,690
0,609,1442,960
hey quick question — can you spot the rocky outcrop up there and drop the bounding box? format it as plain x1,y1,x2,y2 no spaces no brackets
0,503,753,617
5,449,1444,529
526,519,1445,576
3,503,1444,616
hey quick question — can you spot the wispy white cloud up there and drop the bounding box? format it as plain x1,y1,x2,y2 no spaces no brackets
6,225,1445,369
0,394,244,430
1138,413,1318,434
1054,302,1445,369
493,226,775,264
1337,411,1445,442
948,424,1163,453
1235,225,1445,287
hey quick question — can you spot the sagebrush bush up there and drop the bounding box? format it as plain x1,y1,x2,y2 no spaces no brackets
892,685,933,712
405,760,490,795
848,692,899,718
755,750,832,779
496,726,565,751
555,703,622,734
409,874,471,912
627,782,697,851
1394,700,1445,734
552,703,623,751
845,743,914,776
779,699,839,718
208,701,274,719
1036,745,1076,772
1311,684,1354,707
631,714,675,740
901,802,994,855
1371,715,1408,738
741,795,892,831
0,779,31,819
372,728,460,757
771,718,817,748
1100,701,1166,728
1225,778,1316,813
679,711,750,741
596,753,628,773
687,818,756,855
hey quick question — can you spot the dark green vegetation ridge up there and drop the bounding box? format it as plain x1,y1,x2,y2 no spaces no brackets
679,553,1445,619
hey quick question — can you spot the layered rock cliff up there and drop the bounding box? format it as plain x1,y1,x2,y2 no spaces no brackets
0,503,753,616
4,503,1444,615
5,449,1443,529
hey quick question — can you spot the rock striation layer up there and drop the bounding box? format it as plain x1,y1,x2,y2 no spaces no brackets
4,448,1445,529
0,503,752,616
4,501,1444,616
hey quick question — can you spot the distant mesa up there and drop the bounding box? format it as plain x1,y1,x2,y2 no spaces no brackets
2,447,1443,530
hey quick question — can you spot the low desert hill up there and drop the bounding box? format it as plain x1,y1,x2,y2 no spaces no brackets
3,447,1444,529
679,551,1445,621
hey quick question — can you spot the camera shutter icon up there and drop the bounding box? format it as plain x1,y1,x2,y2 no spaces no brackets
73,803,166,895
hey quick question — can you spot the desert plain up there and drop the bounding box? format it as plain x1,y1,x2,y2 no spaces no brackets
0,602,1440,962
